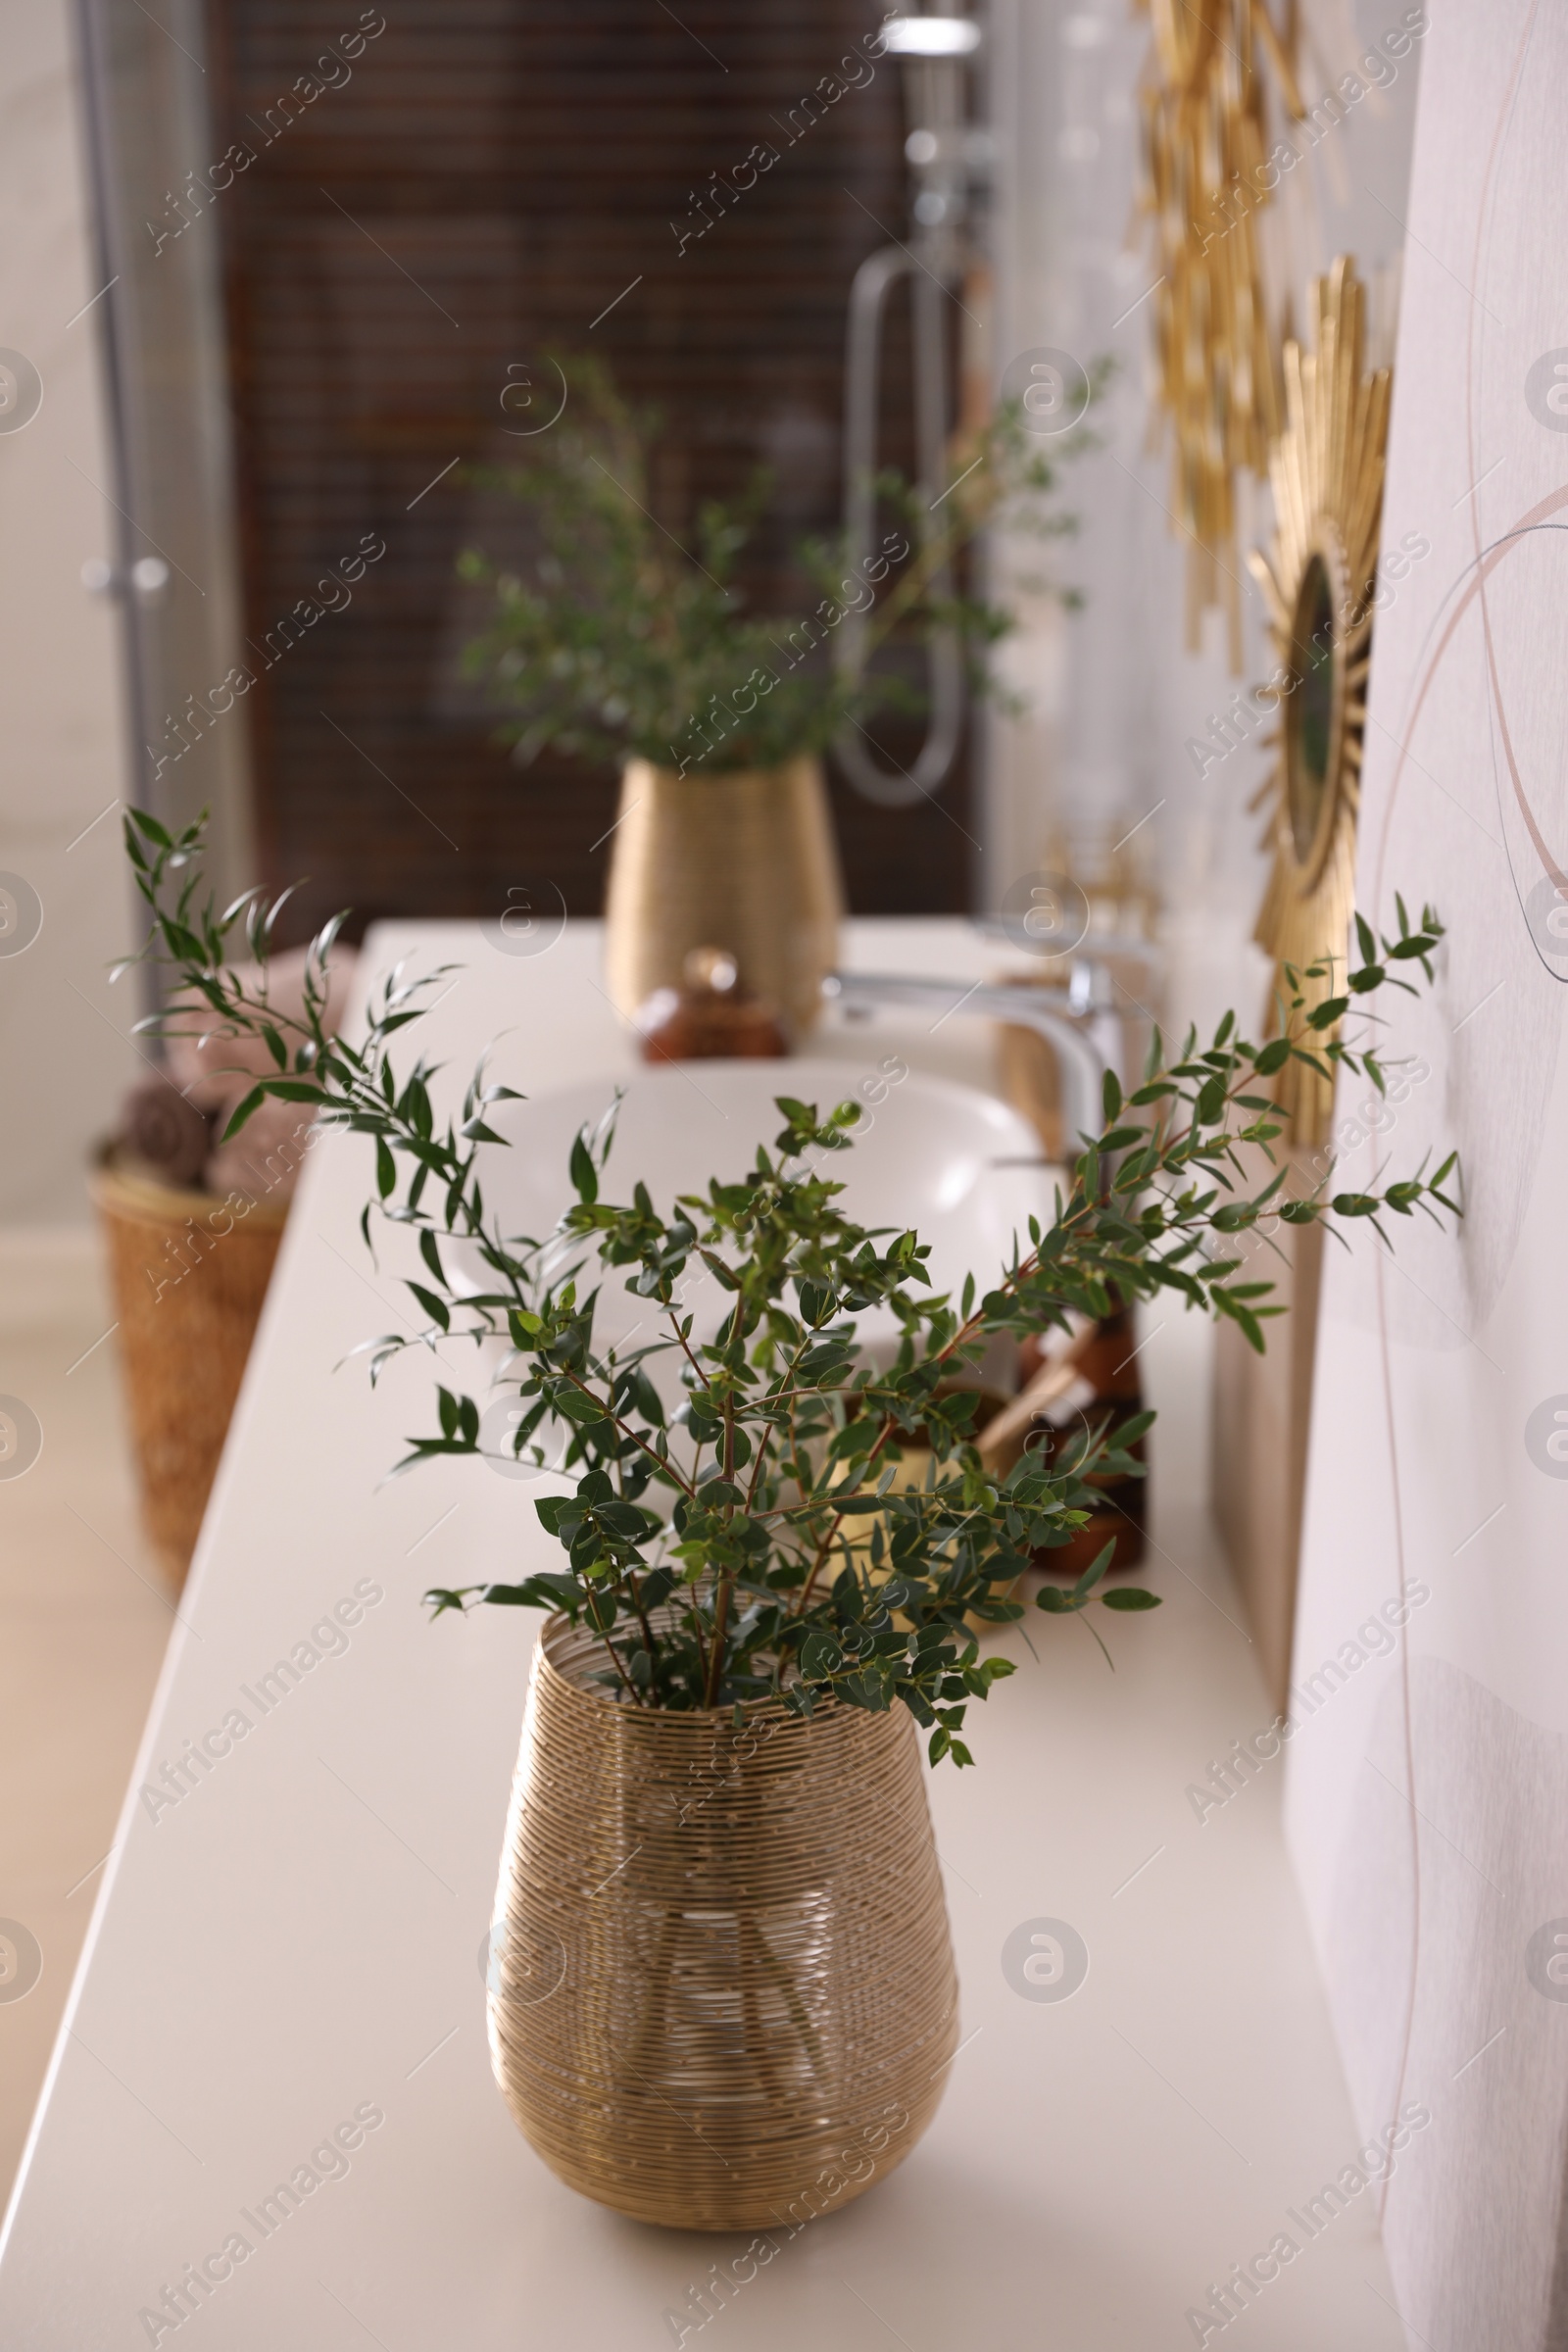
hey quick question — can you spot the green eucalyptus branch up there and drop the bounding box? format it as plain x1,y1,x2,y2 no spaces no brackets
455,352,1099,776
120,807,1458,1767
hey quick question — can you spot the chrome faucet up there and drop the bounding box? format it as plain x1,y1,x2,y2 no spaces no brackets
821,959,1128,1152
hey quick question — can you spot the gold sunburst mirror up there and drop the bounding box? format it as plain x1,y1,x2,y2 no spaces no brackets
1249,256,1391,1144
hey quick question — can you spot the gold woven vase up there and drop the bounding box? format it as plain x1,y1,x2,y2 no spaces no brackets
602,756,844,1041
488,1616,959,2231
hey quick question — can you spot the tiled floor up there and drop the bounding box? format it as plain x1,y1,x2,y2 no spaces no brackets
0,1229,172,2207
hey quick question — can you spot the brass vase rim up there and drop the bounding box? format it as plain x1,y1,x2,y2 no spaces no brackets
534,1609,825,1731
621,751,824,785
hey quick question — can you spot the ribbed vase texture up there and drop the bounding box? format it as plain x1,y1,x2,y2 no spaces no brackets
487,1617,959,2230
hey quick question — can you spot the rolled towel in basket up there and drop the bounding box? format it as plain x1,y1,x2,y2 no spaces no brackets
166,942,360,1201
167,944,360,1113
117,1077,215,1188
207,1088,327,1204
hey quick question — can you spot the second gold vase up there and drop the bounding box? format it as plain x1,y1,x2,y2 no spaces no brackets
602,756,844,1041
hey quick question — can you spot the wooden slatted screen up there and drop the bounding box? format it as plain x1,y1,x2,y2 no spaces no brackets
201,0,977,943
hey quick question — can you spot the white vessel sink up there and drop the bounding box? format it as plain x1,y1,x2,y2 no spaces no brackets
461,1058,1056,1394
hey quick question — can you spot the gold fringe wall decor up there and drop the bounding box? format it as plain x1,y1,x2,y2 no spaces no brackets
1136,0,1302,665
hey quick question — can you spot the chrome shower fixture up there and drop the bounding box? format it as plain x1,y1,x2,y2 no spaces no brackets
879,16,982,54
834,6,987,809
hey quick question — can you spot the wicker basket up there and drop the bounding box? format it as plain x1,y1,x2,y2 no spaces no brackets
489,1615,959,2230
89,1150,288,1592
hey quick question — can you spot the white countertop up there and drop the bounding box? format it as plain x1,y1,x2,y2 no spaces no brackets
0,919,1405,2348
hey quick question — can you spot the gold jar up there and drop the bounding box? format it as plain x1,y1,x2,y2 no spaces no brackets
487,1615,958,2230
602,756,845,1043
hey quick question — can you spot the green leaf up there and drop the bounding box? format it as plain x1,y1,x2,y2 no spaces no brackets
408,1282,452,1332
1102,1588,1162,1611
1072,1539,1116,1601
698,1248,742,1292
482,1573,582,1609
568,1129,598,1203
1195,1075,1226,1126
800,1630,843,1679
220,1086,268,1141
1110,1408,1154,1448
128,806,172,849
797,1278,835,1326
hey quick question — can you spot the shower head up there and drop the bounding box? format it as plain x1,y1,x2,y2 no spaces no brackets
880,15,982,57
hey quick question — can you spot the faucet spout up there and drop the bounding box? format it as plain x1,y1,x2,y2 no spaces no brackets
822,969,1116,1152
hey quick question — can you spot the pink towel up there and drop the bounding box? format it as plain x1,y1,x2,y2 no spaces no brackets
166,945,359,1111
165,944,359,1203
206,1089,327,1203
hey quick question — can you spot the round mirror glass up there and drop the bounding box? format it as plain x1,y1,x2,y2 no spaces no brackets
1286,553,1338,868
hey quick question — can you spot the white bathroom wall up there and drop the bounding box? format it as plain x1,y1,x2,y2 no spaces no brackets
1286,5,1568,2343
0,0,140,1225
